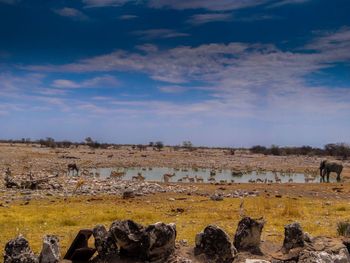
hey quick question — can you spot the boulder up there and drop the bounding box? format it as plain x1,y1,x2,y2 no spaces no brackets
282,223,304,253
143,222,177,262
39,235,60,263
122,190,135,199
194,225,236,263
298,248,350,263
234,217,265,253
298,236,350,263
109,220,145,258
92,224,118,260
210,193,224,201
4,235,38,263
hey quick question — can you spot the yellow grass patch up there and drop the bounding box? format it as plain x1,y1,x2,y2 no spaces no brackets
0,194,349,253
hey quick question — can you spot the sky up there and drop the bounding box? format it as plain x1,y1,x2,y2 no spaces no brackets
0,0,350,147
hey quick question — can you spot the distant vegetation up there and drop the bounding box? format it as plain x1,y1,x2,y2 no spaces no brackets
250,143,350,159
0,138,349,158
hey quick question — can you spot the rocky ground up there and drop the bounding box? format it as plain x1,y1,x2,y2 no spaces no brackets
1,143,350,262
4,218,350,263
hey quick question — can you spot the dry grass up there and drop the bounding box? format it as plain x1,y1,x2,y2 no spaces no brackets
0,194,350,254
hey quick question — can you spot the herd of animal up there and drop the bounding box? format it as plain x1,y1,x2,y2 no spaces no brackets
64,159,344,184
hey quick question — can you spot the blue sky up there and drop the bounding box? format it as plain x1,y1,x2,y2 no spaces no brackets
0,0,350,147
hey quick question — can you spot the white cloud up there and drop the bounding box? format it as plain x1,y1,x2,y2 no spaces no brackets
187,13,232,25
22,28,350,124
158,85,188,93
52,75,119,89
52,79,81,88
53,7,89,21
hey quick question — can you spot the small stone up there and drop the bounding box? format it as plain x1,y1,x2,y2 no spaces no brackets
245,260,271,263
210,193,224,201
122,190,135,199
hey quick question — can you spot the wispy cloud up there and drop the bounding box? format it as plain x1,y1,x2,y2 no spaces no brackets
119,14,138,20
0,0,20,5
82,0,134,8
268,0,312,8
187,13,232,25
148,0,269,11
132,29,190,39
53,7,89,21
158,85,188,93
23,27,350,122
52,75,119,89
236,14,278,22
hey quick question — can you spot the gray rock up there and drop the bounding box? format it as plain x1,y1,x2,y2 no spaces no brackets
109,220,145,258
4,235,38,263
210,193,224,201
122,190,135,199
39,235,60,263
298,248,350,263
92,224,118,260
109,220,176,262
143,222,177,262
194,225,236,263
282,222,304,253
234,217,265,253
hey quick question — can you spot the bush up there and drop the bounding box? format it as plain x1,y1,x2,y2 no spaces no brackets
324,143,350,159
250,145,267,154
154,141,164,151
337,221,350,237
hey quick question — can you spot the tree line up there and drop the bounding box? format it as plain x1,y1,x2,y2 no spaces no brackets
249,143,350,159
0,138,349,158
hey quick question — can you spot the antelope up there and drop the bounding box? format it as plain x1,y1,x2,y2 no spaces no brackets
195,175,204,183
275,175,282,183
132,173,145,181
110,171,125,179
67,163,79,176
208,177,216,183
163,173,176,183
81,169,89,176
248,179,256,183
256,178,264,183
183,175,195,183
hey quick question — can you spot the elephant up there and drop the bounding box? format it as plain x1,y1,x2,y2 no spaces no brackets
319,160,343,183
